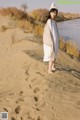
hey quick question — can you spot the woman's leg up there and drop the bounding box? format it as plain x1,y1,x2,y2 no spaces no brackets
52,59,56,71
48,60,54,73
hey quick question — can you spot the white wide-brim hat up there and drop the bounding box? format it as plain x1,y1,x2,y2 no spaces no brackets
49,2,58,11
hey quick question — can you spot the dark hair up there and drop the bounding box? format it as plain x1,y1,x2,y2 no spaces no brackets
47,8,58,20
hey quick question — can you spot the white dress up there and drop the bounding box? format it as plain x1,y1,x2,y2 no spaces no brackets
43,19,59,62
43,44,55,61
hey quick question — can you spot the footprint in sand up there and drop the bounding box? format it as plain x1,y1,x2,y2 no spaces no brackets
3,108,8,112
33,87,40,93
36,72,44,77
35,103,38,106
15,98,24,104
36,108,41,111
37,116,41,120
25,78,28,81
20,117,23,120
15,105,21,114
29,84,32,89
9,93,14,96
31,78,37,82
27,112,34,119
25,69,29,75
11,117,16,120
34,96,38,102
19,91,24,96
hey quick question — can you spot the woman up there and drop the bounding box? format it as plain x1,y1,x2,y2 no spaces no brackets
43,3,59,73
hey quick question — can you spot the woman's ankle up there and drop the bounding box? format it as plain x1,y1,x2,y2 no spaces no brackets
48,69,52,72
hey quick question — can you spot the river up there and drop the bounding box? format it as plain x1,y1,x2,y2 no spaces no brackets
58,19,80,50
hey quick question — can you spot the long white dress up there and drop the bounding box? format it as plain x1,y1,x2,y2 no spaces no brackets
43,44,55,61
43,19,59,62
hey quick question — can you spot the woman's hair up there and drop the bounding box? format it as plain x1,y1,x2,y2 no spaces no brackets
47,8,58,20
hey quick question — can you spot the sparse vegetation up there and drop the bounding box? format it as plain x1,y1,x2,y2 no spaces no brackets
17,20,34,33
31,9,49,23
31,9,80,23
59,38,66,51
66,40,79,58
34,25,44,37
60,38,80,60
0,7,28,20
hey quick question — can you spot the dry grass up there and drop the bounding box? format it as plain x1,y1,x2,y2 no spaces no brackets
17,20,33,33
0,7,28,20
60,38,79,59
66,40,79,58
31,9,49,23
17,19,44,36
59,37,66,51
34,25,44,37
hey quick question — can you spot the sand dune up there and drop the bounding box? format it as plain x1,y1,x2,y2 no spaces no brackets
0,16,80,120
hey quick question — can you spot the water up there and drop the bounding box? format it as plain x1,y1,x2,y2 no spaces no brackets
57,19,80,50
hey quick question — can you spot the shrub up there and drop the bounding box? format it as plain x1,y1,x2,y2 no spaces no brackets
59,38,79,59
66,40,79,57
0,7,28,20
78,51,80,61
18,20,33,33
31,9,49,23
59,38,66,51
34,25,44,37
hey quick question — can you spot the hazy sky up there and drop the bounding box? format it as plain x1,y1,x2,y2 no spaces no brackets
0,0,80,13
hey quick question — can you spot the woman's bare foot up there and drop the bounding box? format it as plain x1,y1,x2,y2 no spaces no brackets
52,63,56,71
52,67,56,71
48,70,53,74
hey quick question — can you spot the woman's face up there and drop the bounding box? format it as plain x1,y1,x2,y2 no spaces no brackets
50,11,57,19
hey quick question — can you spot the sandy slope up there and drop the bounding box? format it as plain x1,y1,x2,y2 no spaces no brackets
0,17,80,120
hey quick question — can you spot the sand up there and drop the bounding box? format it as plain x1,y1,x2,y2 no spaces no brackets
0,16,80,120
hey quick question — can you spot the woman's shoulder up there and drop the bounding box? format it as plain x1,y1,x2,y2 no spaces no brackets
46,19,52,27
44,19,51,27
47,19,51,24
